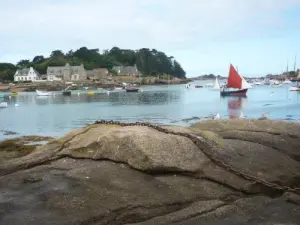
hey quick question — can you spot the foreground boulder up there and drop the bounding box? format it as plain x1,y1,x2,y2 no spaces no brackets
0,120,299,225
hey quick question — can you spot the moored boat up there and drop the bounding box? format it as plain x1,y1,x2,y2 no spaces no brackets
62,90,71,96
36,90,53,96
0,101,8,108
125,85,139,92
289,70,300,91
220,64,250,96
213,77,220,90
204,83,213,87
283,79,292,84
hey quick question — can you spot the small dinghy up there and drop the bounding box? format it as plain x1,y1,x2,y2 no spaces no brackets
36,90,53,96
0,102,8,108
62,90,71,96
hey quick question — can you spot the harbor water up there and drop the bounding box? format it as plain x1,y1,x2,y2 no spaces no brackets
0,81,299,140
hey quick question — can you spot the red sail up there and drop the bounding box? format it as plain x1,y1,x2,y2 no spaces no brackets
227,64,242,89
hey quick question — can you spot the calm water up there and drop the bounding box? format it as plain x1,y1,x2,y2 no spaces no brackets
0,81,300,140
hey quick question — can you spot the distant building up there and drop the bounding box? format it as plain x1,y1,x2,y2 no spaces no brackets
14,67,41,82
112,65,140,76
46,63,87,81
87,68,109,81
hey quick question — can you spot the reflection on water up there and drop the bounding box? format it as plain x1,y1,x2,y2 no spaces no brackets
1,83,300,139
7,91,181,106
223,96,247,119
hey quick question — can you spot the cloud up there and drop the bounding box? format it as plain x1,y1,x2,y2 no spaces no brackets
0,0,300,75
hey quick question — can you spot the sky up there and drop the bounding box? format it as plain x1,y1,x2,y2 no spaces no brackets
1,0,300,77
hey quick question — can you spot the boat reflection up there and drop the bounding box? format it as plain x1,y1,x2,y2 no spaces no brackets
222,96,247,119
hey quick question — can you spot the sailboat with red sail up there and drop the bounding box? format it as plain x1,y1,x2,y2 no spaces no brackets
220,64,251,96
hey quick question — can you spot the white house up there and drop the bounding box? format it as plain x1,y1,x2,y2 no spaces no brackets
14,67,41,82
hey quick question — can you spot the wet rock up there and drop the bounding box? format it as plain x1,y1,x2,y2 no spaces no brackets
0,120,299,225
0,130,18,136
0,136,54,161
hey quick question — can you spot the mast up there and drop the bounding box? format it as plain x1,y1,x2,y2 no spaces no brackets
294,54,297,72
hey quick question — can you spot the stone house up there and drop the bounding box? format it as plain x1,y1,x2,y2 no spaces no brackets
46,63,87,81
14,67,41,82
112,65,140,76
87,68,109,81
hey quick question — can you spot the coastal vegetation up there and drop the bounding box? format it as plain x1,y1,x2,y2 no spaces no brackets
0,47,186,82
191,74,223,80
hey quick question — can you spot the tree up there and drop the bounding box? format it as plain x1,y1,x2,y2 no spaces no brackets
50,50,64,58
0,63,17,81
0,46,187,81
17,59,30,67
32,55,45,63
172,60,186,78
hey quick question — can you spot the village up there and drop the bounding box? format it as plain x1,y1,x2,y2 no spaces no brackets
13,64,140,83
0,63,188,92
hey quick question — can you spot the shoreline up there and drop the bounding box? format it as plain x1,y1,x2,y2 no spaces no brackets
0,77,191,92
0,117,297,141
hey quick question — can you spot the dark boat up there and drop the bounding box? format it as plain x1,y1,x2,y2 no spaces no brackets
125,85,139,92
125,87,139,92
62,90,71,96
220,64,250,97
195,85,203,88
220,88,247,96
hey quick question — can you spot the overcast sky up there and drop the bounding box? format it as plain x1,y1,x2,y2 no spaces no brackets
1,0,300,77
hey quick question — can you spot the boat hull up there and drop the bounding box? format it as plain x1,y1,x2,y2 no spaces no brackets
0,102,8,108
62,91,71,96
289,86,300,91
126,89,139,92
36,90,52,96
195,85,203,88
220,89,248,96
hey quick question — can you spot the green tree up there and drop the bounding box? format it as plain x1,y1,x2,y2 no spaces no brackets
32,55,45,63
0,63,17,81
0,46,187,81
17,59,30,67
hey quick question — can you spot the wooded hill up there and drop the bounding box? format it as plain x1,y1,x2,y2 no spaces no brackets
0,47,186,82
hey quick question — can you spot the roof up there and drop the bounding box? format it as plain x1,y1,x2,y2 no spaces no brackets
15,68,29,76
14,67,40,77
47,63,84,74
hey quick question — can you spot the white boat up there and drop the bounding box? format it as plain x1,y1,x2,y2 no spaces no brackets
0,102,8,108
271,80,282,87
36,90,53,96
263,78,271,85
212,77,220,90
283,79,292,84
205,83,213,87
289,71,300,91
289,86,300,91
